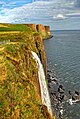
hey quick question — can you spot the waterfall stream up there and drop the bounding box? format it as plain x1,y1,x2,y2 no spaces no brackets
31,51,52,116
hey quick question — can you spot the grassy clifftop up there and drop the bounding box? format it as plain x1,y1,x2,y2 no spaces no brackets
0,23,33,32
0,23,54,119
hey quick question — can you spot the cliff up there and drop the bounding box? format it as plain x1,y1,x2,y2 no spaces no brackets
0,23,55,119
25,24,53,40
25,24,37,31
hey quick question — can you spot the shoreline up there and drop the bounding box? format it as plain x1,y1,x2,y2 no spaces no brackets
43,35,53,40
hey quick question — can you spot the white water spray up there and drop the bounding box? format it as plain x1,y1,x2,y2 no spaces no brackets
67,98,80,105
31,51,52,115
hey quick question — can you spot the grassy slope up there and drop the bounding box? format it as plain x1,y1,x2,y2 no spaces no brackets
0,24,55,119
0,24,32,31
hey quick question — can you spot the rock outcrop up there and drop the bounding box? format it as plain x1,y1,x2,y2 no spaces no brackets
45,26,51,36
26,24,37,31
25,24,52,40
36,24,46,37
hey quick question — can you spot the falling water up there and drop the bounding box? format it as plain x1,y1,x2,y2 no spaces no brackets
31,51,52,116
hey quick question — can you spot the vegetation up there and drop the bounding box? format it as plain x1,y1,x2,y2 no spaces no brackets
0,23,54,119
0,24,33,32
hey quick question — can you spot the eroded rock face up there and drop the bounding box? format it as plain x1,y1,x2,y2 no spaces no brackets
33,33,47,76
36,24,46,32
26,24,37,31
25,24,52,39
45,26,51,35
36,24,47,38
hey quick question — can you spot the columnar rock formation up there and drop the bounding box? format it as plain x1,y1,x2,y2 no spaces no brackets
26,24,37,31
25,24,52,39
45,26,51,35
36,24,46,36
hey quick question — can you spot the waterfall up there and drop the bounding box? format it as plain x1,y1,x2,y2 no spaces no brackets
31,51,52,116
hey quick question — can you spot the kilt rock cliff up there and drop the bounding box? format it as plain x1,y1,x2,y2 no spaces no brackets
0,23,55,119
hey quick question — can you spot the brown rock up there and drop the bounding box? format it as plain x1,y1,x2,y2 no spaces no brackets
36,24,46,32
45,26,51,35
26,24,37,31
25,23,52,39
36,24,47,37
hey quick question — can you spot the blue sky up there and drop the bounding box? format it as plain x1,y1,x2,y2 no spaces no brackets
0,0,80,30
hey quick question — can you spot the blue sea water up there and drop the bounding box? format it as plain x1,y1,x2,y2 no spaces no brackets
44,30,80,119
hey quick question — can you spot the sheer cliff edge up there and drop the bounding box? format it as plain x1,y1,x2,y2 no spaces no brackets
0,23,55,119
26,24,53,40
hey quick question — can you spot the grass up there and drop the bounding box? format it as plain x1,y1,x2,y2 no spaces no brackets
0,42,46,118
0,24,33,32
0,24,9,28
0,23,54,118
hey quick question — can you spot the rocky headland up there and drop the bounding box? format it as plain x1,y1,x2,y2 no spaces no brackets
26,23,53,40
0,23,55,119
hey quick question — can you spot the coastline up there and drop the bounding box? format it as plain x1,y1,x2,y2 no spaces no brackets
0,23,55,119
43,35,53,40
44,30,80,119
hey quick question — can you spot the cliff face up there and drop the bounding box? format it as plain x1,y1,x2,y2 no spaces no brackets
45,26,51,35
33,33,47,75
36,24,46,38
26,24,52,40
0,23,53,119
25,24,37,31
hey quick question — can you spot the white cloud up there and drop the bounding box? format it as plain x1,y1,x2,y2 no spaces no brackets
0,0,80,30
67,12,80,16
53,14,66,20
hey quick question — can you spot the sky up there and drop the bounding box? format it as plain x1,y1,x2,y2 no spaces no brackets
0,0,80,30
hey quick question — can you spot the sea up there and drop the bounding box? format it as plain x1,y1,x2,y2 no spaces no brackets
44,30,80,119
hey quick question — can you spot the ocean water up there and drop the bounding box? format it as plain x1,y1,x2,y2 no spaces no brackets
44,30,80,119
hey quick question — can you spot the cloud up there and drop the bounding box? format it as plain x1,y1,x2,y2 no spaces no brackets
0,0,32,9
0,0,80,30
75,0,80,7
67,12,80,17
53,14,66,20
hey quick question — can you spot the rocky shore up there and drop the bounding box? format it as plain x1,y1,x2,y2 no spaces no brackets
47,69,80,119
